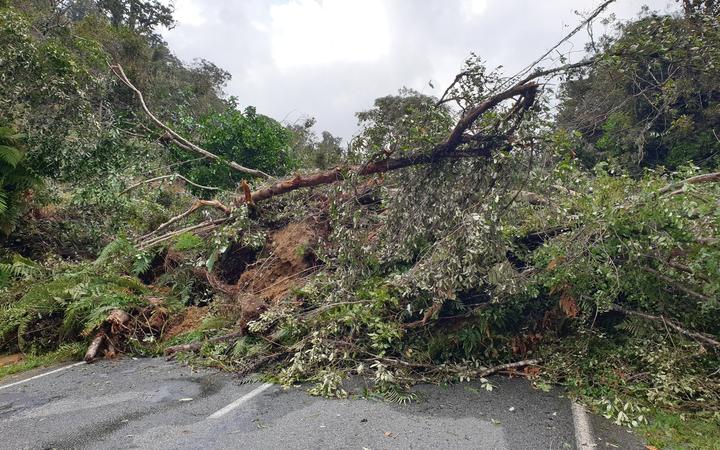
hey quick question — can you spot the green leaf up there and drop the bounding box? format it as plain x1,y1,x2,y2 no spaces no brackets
0,145,23,168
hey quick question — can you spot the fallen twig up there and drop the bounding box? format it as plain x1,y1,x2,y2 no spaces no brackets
474,359,543,378
122,174,221,194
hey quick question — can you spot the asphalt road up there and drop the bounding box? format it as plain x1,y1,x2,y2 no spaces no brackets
0,357,644,449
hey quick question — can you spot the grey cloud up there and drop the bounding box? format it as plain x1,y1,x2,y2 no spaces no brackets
163,0,677,141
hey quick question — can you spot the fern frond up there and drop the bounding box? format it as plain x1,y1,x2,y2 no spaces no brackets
0,144,23,167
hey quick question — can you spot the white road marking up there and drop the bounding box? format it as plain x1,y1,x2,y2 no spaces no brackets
0,361,86,391
208,383,274,419
571,401,597,449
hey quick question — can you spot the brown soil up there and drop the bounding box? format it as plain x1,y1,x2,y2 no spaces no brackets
162,306,208,341
0,354,23,367
233,219,325,328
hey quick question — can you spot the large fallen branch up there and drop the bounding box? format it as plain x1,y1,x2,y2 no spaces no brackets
133,55,601,248
234,58,600,207
110,64,270,179
239,146,496,206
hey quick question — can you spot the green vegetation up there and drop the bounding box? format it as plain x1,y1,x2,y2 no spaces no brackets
558,8,720,170
0,343,85,381
175,106,295,190
642,411,720,450
0,1,718,447
0,126,38,235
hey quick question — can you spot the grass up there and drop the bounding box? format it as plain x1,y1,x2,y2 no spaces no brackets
0,343,85,382
641,411,720,450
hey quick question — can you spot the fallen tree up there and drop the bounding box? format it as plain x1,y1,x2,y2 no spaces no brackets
67,0,720,423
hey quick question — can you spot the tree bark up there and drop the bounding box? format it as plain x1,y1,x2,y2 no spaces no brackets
239,147,495,206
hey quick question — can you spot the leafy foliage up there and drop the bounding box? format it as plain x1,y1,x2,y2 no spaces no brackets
559,10,720,170
0,3,718,444
287,118,346,170
0,126,38,234
0,239,158,353
176,106,294,189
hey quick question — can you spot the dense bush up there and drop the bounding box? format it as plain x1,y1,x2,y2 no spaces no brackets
558,11,720,170
0,126,38,235
175,106,295,190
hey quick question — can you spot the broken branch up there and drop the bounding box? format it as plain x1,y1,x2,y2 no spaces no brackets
122,174,221,195
659,171,720,195
138,199,231,243
164,331,244,356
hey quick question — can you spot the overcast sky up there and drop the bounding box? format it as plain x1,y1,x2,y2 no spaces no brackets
161,0,677,142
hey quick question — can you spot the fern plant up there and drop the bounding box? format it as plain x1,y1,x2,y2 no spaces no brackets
0,254,42,290
0,261,150,353
0,125,39,235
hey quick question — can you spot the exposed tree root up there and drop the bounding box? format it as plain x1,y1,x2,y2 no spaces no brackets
84,333,106,362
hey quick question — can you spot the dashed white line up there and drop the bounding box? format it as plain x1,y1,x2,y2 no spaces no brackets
0,361,86,391
571,401,597,449
207,383,274,419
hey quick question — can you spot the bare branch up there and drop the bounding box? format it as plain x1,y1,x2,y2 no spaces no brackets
137,199,231,244
121,174,222,195
473,359,543,378
641,266,714,303
502,0,616,89
613,306,720,348
138,218,229,250
444,82,539,150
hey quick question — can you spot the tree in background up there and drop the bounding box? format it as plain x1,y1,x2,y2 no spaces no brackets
97,0,173,32
558,9,720,170
354,88,453,161
0,0,230,183
287,118,345,170
678,0,720,15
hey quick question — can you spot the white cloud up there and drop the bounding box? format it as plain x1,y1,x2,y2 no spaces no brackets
172,0,206,27
462,0,489,17
268,0,391,70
